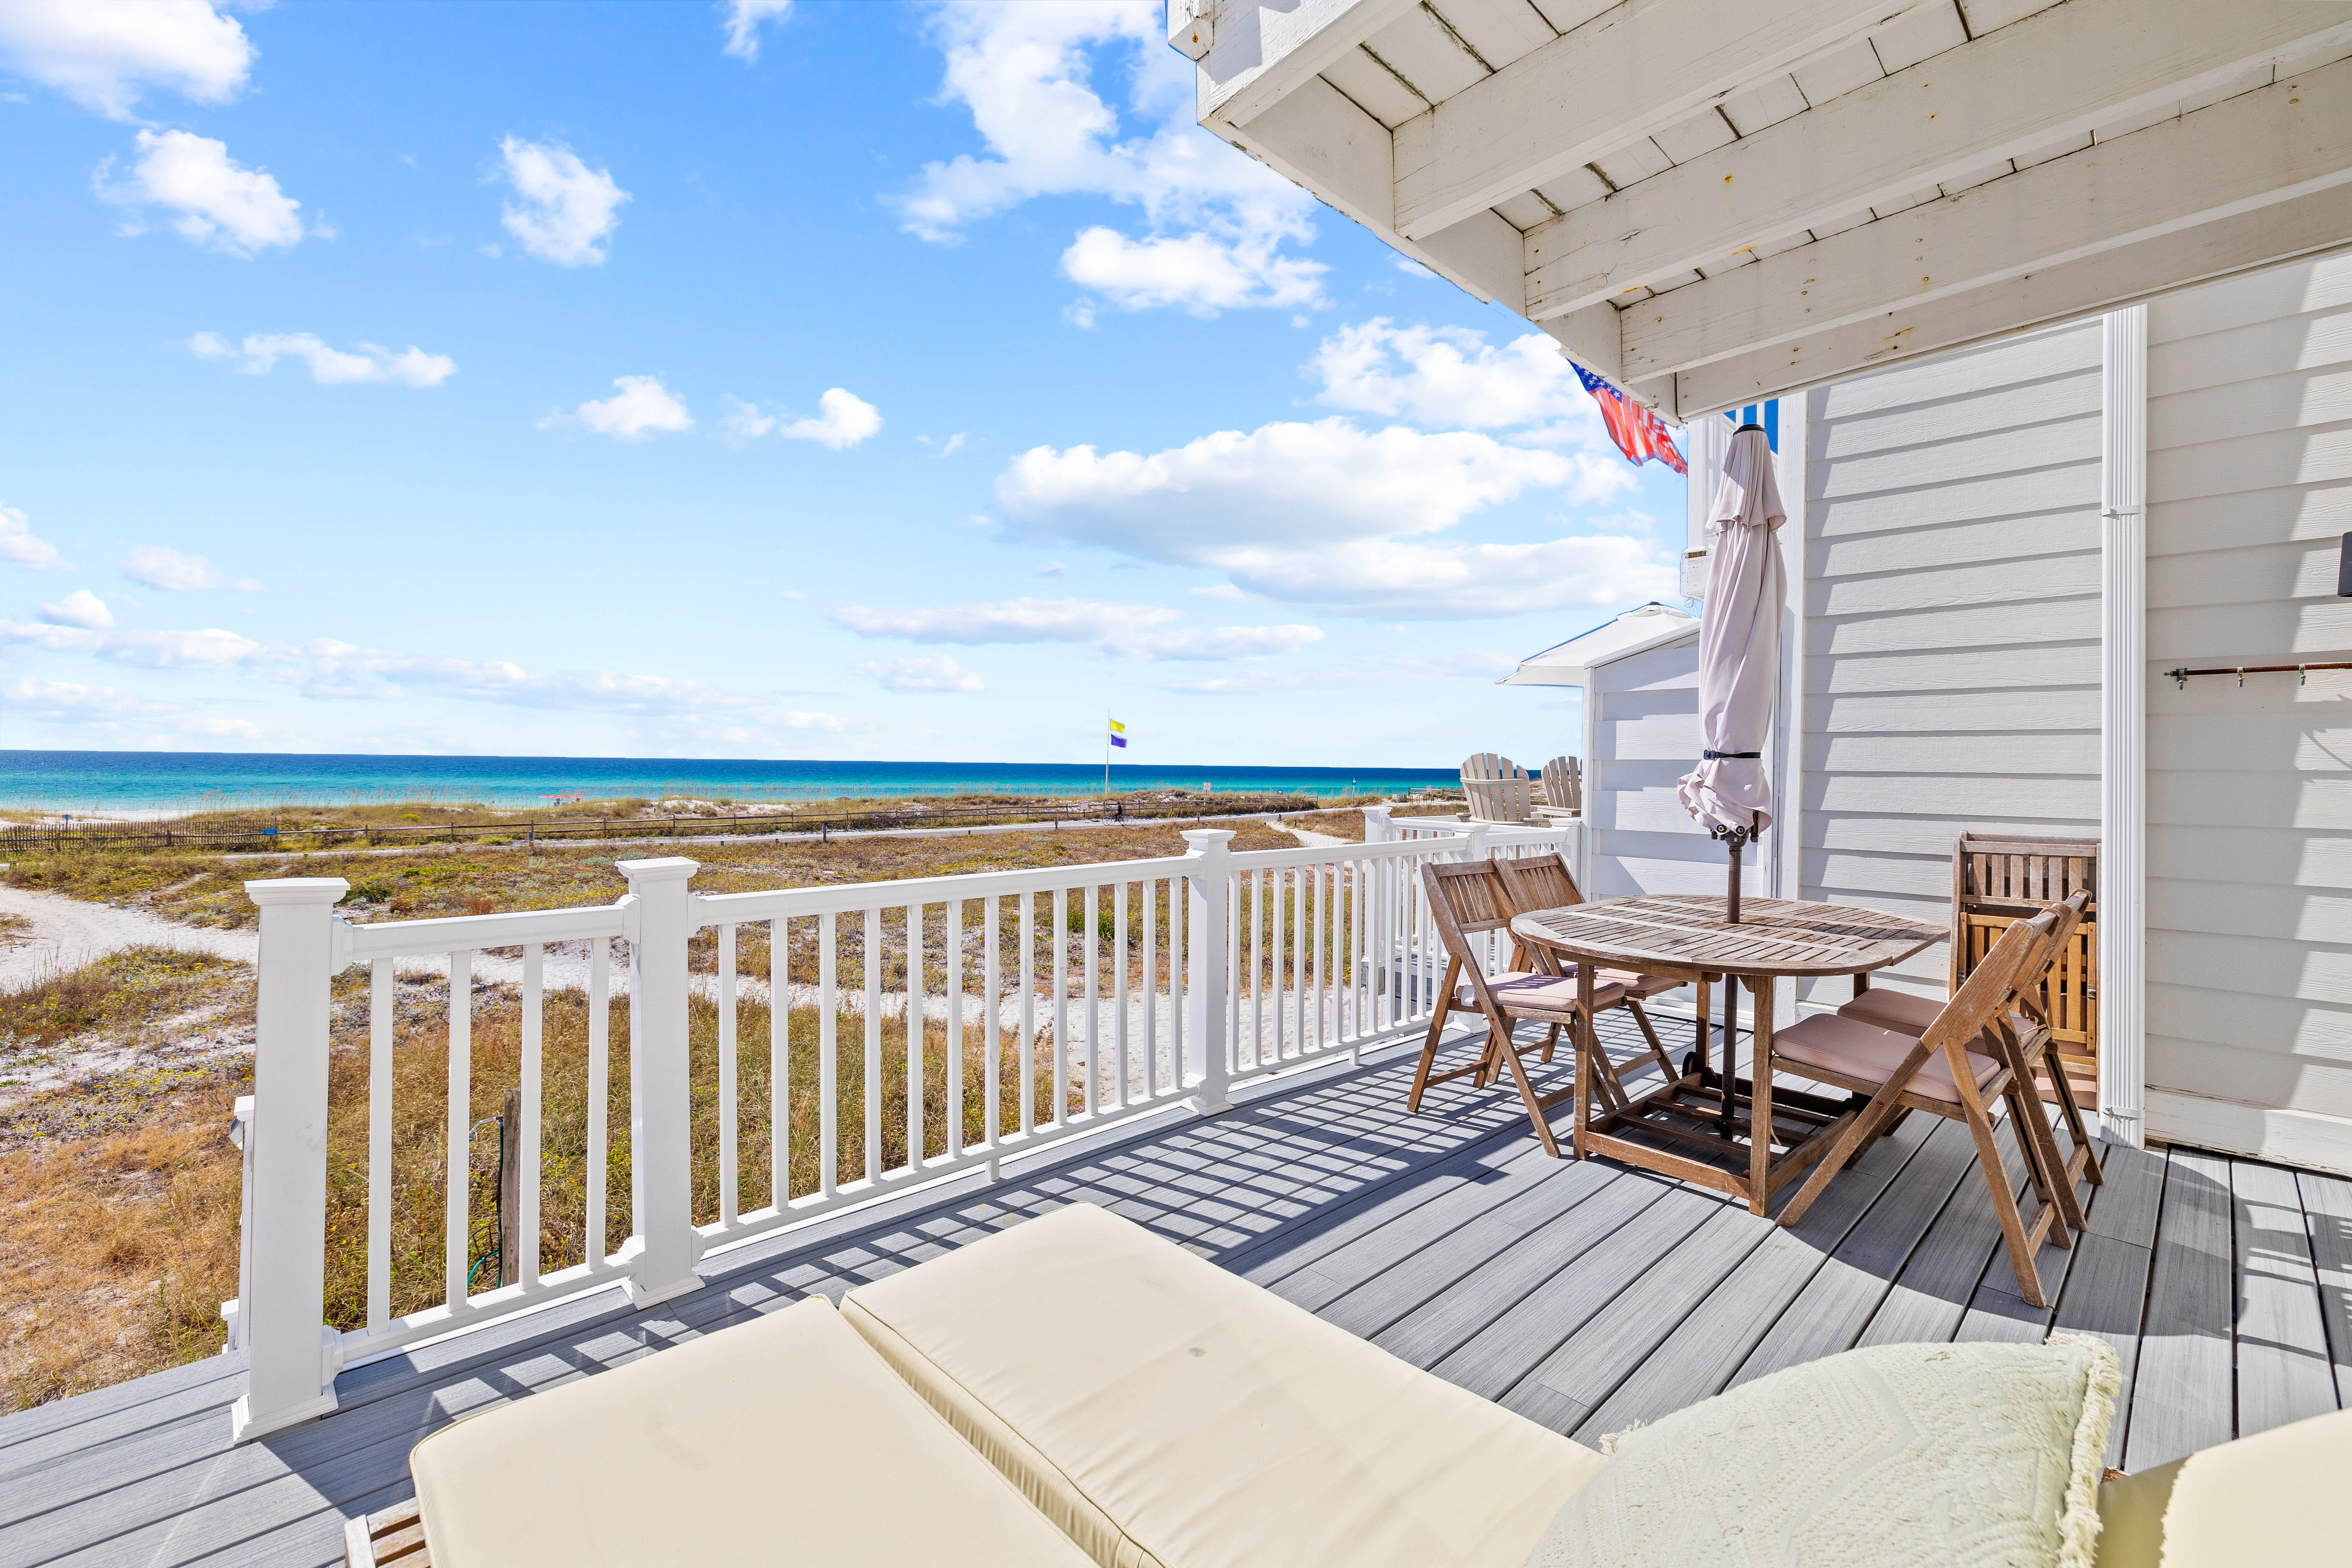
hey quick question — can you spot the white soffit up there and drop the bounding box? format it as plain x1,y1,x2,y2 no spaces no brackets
1187,0,2352,416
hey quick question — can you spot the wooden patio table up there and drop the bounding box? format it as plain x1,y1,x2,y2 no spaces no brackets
1510,894,1942,1219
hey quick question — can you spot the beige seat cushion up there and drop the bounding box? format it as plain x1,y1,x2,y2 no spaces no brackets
1774,1012,2003,1106
408,1295,1096,1568
2096,1407,2352,1566
1464,968,1676,1007
1841,987,2037,1050
1479,972,1629,1015
839,1202,1606,1568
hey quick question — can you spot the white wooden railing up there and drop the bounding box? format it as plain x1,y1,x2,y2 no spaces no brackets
226,815,1578,1441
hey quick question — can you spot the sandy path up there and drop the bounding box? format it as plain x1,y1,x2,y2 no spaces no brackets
0,886,260,989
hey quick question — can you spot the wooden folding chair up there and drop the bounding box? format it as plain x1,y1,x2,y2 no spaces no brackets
1491,852,1687,1088
1838,890,2104,1223
1772,910,2070,1307
1948,832,2099,1105
1459,752,1537,824
1408,859,1629,1157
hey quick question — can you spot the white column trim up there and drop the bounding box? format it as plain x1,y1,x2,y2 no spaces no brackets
2100,305,2148,1148
1770,395,1809,1028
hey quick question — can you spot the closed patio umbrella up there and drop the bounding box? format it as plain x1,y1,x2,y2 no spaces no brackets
1678,423,1786,923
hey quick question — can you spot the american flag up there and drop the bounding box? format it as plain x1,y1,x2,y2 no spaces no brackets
1573,365,1687,475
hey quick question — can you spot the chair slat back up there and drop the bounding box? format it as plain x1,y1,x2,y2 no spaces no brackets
1421,861,1522,1020
1493,852,1582,916
1951,832,2099,1071
1539,756,1582,813
1923,908,2059,1057
1460,753,1537,824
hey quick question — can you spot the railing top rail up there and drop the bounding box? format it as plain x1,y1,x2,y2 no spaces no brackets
1228,833,1470,868
337,901,629,962
693,848,1203,925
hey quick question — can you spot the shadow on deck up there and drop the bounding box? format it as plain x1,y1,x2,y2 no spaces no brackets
2,1014,2344,1567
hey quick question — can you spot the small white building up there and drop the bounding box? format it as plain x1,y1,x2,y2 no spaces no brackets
1184,0,2352,1174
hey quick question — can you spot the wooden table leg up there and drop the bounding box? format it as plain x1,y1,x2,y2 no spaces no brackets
1748,974,1775,1216
1716,971,1739,1139
1572,959,1595,1158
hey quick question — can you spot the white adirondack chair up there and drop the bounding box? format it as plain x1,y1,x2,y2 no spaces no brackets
1459,753,1537,824
1535,756,1582,820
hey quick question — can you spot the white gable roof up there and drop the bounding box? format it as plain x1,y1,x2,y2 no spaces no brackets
1498,602,1698,688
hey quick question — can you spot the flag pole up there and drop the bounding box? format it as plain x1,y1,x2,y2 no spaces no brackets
1103,711,1109,796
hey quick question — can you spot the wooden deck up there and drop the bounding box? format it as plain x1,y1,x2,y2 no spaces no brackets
3,1013,2346,1568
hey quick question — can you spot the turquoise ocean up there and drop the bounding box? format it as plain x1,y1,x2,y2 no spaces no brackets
0,751,1456,812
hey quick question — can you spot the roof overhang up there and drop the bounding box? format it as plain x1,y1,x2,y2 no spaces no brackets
1498,601,1699,686
1178,0,2352,416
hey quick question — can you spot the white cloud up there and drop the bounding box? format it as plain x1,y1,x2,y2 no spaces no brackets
0,0,251,119
834,597,1173,644
547,376,692,440
997,418,1589,560
0,618,847,730
0,505,65,570
496,137,628,266
854,655,984,693
123,544,259,592
96,130,305,255
722,387,882,449
1063,224,1325,317
720,0,792,61
187,331,456,388
1310,319,1612,438
1111,624,1323,661
39,589,113,629
1216,532,1678,619
897,2,1324,316
833,596,1318,663
0,674,175,718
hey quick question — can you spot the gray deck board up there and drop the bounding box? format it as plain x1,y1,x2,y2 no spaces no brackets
2125,1148,2238,1471
2228,1160,2340,1434
2298,1168,2352,1408
0,1030,2332,1568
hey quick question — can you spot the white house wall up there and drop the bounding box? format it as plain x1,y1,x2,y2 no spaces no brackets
1797,320,2105,1007
1583,635,1748,899
2144,254,2352,1158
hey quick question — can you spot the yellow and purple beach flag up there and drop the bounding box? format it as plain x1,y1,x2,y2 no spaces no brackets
1108,719,1128,749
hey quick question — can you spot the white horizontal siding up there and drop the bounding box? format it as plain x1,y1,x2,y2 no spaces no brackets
1799,319,2102,1007
1583,631,1720,899
2144,252,2352,1127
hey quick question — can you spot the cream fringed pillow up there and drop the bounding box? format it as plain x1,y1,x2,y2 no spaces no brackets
1522,1334,2119,1568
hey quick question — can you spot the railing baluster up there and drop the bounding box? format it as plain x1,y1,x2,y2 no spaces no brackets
444,949,472,1308
521,942,543,1283
771,917,788,1208
1250,870,1265,1070
367,957,392,1335
1084,883,1099,1116
1168,876,1185,1096
1226,871,1241,1067
588,939,608,1265
864,907,881,1185
819,911,838,1200
1052,887,1069,1127
948,898,965,1161
984,894,1001,1147
1291,867,1306,1060
717,923,738,1227
1113,882,1130,1108
1312,864,1327,1052
1019,891,1036,1134
1142,877,1158,1096
908,904,925,1171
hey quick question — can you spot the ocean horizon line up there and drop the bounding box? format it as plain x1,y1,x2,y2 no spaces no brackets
0,749,1461,813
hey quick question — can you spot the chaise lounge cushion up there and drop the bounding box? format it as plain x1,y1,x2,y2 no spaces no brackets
1773,1012,2004,1107
839,1201,1607,1568
2095,1406,2352,1566
406,1295,1097,1568
1524,1335,2119,1568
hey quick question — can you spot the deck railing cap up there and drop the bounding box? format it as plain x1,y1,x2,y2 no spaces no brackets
245,876,350,905
615,856,698,881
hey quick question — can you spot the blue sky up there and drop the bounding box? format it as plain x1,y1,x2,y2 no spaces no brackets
0,0,1689,769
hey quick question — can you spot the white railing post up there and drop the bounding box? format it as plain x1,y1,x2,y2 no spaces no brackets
233,876,348,1444
1361,805,1394,844
1181,830,1234,1115
619,857,701,1307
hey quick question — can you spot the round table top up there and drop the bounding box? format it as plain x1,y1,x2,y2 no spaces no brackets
1510,893,1943,979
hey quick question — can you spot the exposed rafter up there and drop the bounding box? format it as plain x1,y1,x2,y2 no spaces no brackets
1523,0,2352,322
1390,0,1896,241
1621,56,2352,381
